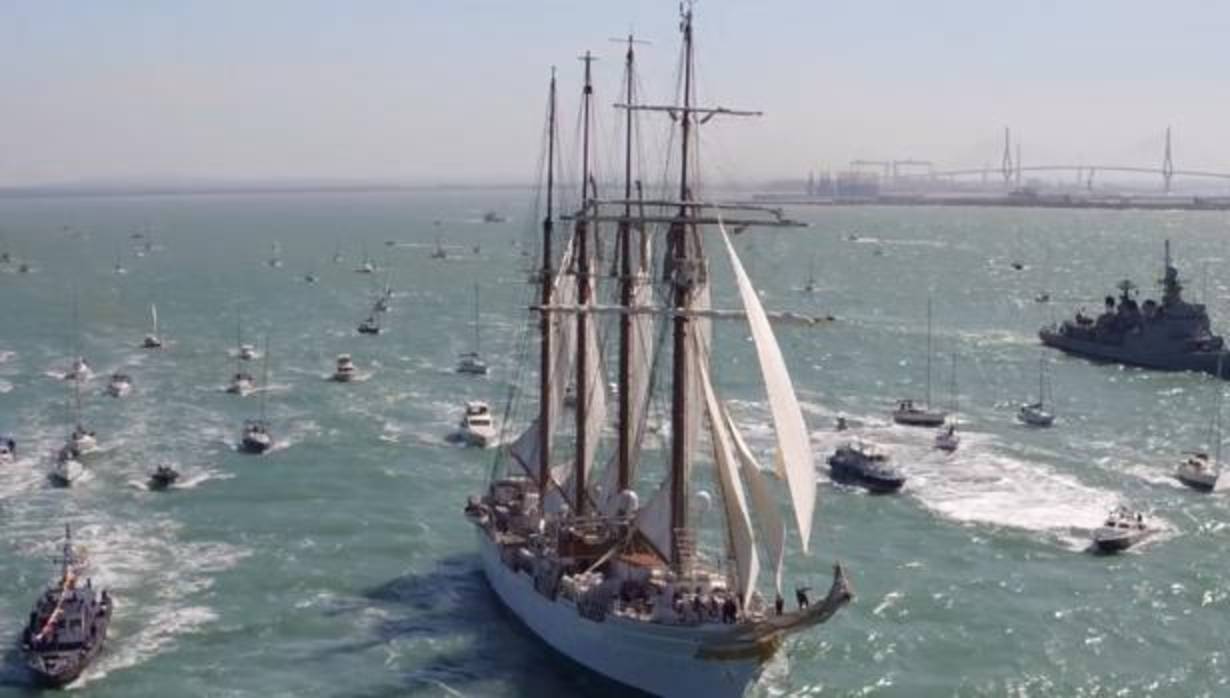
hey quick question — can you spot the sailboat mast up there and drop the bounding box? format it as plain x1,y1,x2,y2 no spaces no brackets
1217,356,1225,467
473,283,481,355
670,7,696,568
537,69,557,500
574,50,596,516
259,336,270,422
926,298,933,408
617,35,637,494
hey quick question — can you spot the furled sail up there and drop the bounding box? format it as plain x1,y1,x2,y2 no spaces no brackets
595,268,655,514
719,220,817,552
698,357,760,608
509,243,580,480
724,403,786,596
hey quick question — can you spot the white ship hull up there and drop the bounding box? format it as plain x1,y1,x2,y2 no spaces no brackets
477,530,764,698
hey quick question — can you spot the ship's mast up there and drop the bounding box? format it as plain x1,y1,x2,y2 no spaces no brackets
538,69,557,500
669,7,697,569
574,51,596,515
617,34,640,495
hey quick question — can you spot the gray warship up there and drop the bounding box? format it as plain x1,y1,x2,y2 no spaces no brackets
20,525,112,688
1039,241,1230,377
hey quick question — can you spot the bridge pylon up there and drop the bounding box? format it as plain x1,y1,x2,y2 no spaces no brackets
1162,126,1175,193
1001,127,1013,185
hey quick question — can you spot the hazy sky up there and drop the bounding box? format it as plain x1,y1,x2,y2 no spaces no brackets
3,1,1230,186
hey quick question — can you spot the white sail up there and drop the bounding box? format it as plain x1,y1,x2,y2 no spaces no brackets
724,403,786,596
698,358,760,608
509,243,580,479
150,304,159,335
719,220,817,552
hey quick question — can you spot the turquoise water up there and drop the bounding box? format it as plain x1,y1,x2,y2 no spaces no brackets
1,192,1229,696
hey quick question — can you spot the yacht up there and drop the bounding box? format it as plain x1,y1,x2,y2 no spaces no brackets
893,299,946,427
828,442,906,493
141,304,163,348
455,400,497,448
331,354,358,382
1092,506,1151,553
457,284,489,375
106,372,133,398
1018,356,1055,427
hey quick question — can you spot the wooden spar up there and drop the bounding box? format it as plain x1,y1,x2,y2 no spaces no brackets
668,7,695,571
617,35,637,495
566,214,805,228
538,68,557,500
615,104,762,118
574,50,596,516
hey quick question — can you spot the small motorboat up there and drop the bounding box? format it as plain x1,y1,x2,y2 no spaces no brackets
106,373,133,398
64,357,92,382
454,401,497,448
226,371,256,396
303,273,319,284
239,419,273,454
0,435,15,464
934,423,960,452
331,354,358,382
357,315,382,335
891,399,946,428
827,442,906,493
1035,292,1050,303
1092,506,1151,553
147,464,180,490
48,451,85,487
835,416,849,432
482,211,507,223
1018,401,1054,427
238,344,257,361
1176,452,1218,492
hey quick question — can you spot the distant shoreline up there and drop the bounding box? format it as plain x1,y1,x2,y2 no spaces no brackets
0,182,535,200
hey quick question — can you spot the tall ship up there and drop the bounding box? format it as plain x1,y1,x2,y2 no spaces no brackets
20,526,112,687
462,9,850,697
1040,241,1229,376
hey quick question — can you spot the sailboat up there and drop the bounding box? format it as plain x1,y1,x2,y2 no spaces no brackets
430,236,448,260
893,299,947,427
355,244,375,274
142,303,164,349
457,284,488,375
802,255,818,293
463,16,850,697
332,242,345,264
1177,358,1222,491
266,242,283,268
934,354,960,452
1018,355,1055,427
238,338,273,454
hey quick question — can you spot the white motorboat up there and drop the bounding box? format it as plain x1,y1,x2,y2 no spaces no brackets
48,453,85,487
934,424,960,452
331,354,358,382
239,340,273,453
1092,506,1151,553
455,401,497,448
106,373,132,398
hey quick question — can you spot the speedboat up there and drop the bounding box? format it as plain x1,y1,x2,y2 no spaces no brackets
48,451,85,487
827,442,906,493
331,354,358,382
1092,506,1151,553
455,401,497,448
1176,452,1218,492
64,357,92,382
1018,401,1054,427
106,372,132,398
239,419,273,454
0,436,15,464
456,352,488,376
147,464,180,490
933,424,960,452
226,371,255,396
891,399,946,428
